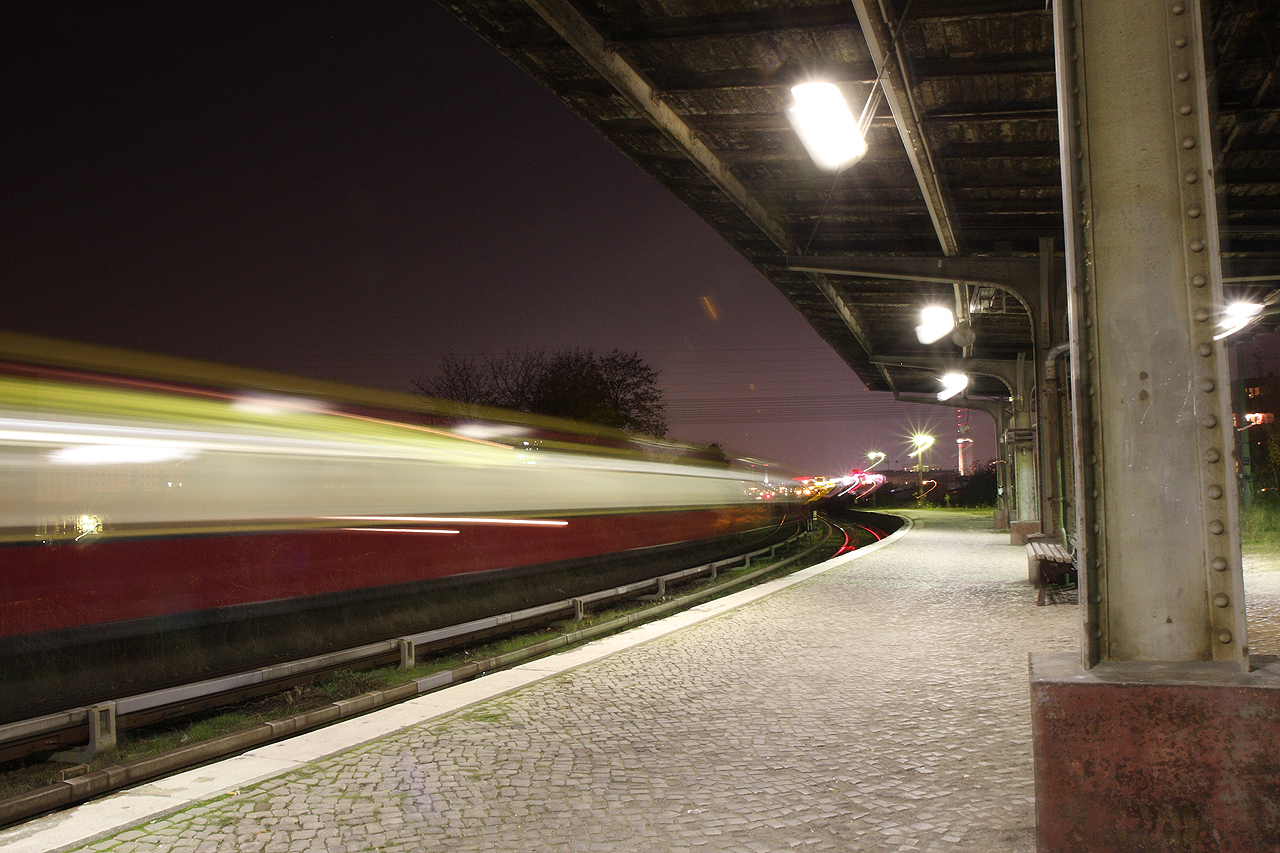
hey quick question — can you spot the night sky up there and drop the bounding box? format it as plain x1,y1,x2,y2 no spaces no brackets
7,3,1275,474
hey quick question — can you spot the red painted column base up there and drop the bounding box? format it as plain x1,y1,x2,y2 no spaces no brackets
1009,520,1042,546
1030,652,1280,852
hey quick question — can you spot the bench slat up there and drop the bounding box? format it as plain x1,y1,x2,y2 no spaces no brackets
1027,542,1071,563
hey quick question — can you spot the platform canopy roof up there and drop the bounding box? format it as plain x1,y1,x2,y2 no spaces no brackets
437,0,1280,399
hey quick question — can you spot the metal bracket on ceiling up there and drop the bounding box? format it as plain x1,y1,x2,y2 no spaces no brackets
871,354,1028,399
849,0,961,257
893,393,1012,434
783,254,1049,318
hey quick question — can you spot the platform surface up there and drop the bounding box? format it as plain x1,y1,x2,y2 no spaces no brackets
18,508,1276,853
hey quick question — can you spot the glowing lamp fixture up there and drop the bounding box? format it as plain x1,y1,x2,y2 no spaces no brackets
908,432,936,458
915,306,955,345
1213,301,1264,341
865,450,886,470
787,82,868,171
937,372,969,402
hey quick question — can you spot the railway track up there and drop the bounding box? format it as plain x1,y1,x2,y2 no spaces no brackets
0,512,892,827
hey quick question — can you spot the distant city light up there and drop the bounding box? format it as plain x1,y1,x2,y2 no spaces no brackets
75,514,103,541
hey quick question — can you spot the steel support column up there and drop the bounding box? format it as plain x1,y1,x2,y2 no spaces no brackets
1035,238,1072,542
1058,0,1245,668
1008,353,1039,543
1032,2,1277,849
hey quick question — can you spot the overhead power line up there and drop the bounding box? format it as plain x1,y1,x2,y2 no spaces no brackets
664,394,961,425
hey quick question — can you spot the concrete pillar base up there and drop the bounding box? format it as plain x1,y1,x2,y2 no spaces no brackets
1009,520,1041,545
1030,653,1280,852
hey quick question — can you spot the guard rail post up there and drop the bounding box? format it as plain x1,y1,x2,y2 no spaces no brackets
53,702,116,764
398,638,415,669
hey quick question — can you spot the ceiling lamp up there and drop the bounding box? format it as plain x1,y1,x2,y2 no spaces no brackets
787,83,869,171
1213,301,1264,341
915,306,955,344
937,373,969,401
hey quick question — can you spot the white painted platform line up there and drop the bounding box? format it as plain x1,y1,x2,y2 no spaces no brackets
0,517,909,853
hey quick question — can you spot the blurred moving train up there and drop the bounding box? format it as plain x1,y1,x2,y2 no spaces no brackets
0,333,808,722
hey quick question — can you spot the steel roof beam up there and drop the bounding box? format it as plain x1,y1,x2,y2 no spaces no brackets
871,355,1025,397
850,0,963,257
604,4,858,41
651,65,876,92
517,0,793,253
783,254,1056,317
894,393,1010,417
518,0,887,377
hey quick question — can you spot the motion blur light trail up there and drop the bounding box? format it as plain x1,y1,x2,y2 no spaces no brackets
0,332,809,722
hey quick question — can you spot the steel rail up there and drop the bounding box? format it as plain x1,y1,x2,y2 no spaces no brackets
0,526,807,762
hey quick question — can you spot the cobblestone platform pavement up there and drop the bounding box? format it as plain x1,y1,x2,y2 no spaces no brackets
10,510,1085,853
1243,558,1280,657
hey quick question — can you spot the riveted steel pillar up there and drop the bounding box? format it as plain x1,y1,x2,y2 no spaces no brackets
1008,354,1041,543
1031,3,1279,850
1058,0,1246,668
1036,238,1072,542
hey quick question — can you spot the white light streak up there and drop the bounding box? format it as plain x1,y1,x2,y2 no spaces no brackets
339,528,460,535
322,515,568,527
46,445,194,465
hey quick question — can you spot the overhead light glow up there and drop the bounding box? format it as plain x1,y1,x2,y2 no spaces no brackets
937,372,969,401
1213,301,1264,340
787,82,868,171
915,306,955,345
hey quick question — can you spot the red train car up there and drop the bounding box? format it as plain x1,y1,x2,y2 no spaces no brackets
0,334,804,721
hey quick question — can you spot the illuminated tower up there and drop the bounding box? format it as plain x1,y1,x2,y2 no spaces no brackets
957,437,973,476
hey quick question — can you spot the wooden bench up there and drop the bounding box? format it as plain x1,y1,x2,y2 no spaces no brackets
1026,539,1076,606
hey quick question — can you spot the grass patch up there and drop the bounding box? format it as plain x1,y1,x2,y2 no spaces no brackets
1242,497,1280,556
925,506,997,518
461,710,508,724
315,670,383,702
